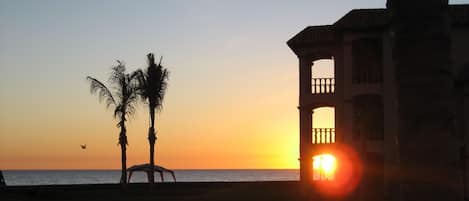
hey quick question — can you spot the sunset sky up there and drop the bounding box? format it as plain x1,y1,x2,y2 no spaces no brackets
1,0,468,170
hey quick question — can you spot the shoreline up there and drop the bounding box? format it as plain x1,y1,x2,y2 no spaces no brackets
1,181,311,201
2,168,300,171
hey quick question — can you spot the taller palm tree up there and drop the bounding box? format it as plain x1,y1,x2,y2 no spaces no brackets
87,61,140,184
135,53,169,184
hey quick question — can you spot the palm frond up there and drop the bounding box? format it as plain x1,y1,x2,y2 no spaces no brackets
113,73,141,120
130,69,147,98
155,68,169,111
114,103,124,120
109,60,126,85
147,53,155,66
143,55,170,106
158,56,163,66
126,103,137,118
87,76,116,109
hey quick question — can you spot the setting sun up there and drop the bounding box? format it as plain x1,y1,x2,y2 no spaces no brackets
313,154,337,180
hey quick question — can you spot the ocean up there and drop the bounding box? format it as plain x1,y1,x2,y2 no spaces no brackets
2,169,299,186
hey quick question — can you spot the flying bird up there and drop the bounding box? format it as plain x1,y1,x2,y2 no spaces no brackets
80,144,87,149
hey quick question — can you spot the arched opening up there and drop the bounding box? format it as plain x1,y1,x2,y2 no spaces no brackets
313,154,337,181
312,107,335,144
312,59,335,94
312,107,336,181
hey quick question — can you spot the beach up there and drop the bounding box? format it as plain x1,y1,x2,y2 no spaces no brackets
0,170,308,200
1,181,315,201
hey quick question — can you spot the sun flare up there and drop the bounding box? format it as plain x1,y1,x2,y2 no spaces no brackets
313,154,337,180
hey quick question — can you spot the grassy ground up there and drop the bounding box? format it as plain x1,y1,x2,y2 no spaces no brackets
1,181,320,201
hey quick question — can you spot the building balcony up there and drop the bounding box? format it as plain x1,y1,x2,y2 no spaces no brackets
312,128,335,144
312,78,335,94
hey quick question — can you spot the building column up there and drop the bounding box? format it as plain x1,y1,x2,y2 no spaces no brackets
333,48,343,144
299,56,313,182
300,107,313,182
299,57,312,100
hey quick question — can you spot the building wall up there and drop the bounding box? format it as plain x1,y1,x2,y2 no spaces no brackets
381,29,400,201
339,30,401,201
452,28,469,74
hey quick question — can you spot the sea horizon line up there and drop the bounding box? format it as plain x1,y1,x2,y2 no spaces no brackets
2,168,300,171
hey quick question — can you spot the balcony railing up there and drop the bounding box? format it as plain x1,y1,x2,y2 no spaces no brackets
312,78,335,94
312,128,335,144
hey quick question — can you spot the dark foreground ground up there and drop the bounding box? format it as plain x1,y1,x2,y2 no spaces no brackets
0,181,321,201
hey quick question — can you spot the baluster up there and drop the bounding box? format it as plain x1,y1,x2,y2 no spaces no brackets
320,128,324,143
319,129,322,143
314,128,318,144
314,128,321,144
313,129,318,144
331,128,335,143
317,79,320,94
325,78,331,93
316,79,319,94
326,79,329,93
327,78,330,93
317,128,320,143
325,79,328,93
319,79,322,94
318,79,321,93
311,79,314,94
318,79,322,93
312,129,316,144
316,129,320,144
322,129,327,144
315,79,319,94
326,129,330,143
329,78,333,93
332,78,335,93
322,128,327,144
314,78,320,93
322,79,326,93
312,79,316,94
314,128,317,144
324,79,327,93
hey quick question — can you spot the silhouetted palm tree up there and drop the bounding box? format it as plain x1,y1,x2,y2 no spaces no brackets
134,53,169,184
87,61,140,184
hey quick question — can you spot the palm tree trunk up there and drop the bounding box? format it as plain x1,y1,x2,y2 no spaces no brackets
119,115,128,185
387,0,462,200
120,136,127,185
149,128,156,184
148,105,156,184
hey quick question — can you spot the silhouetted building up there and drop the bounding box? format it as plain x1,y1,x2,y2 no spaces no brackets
288,4,469,201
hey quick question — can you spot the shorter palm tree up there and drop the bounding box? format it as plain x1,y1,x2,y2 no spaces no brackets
87,61,140,184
